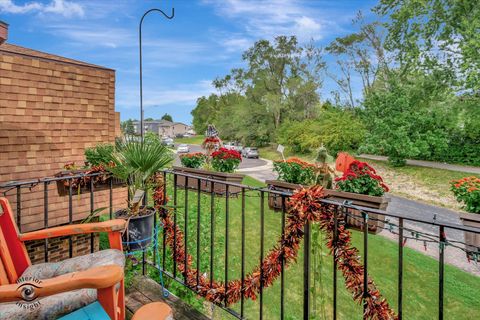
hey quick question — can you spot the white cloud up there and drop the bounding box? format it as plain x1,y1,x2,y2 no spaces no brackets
203,0,334,42
47,24,133,48
0,0,84,17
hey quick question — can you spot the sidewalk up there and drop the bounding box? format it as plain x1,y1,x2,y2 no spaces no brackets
359,154,480,174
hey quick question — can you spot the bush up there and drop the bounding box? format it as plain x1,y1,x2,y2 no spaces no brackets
273,158,318,185
277,108,366,155
85,144,114,166
211,148,242,173
180,153,206,169
361,71,454,166
450,177,480,213
335,160,389,196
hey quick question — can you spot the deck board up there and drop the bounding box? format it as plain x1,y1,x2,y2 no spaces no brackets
125,276,209,320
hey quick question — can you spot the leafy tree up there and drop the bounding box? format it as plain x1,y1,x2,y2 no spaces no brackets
326,12,390,107
277,108,366,155
120,119,135,135
161,113,173,122
360,71,456,166
144,117,155,121
191,36,324,144
375,0,480,92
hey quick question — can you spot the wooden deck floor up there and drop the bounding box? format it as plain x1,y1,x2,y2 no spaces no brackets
125,276,209,320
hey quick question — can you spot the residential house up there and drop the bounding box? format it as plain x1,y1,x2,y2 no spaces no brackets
133,119,191,137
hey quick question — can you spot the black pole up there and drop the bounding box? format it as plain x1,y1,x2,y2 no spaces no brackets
139,7,174,141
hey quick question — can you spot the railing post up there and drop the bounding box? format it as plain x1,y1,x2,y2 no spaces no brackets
363,211,369,319
333,206,339,320
398,218,404,320
439,226,445,320
303,220,311,320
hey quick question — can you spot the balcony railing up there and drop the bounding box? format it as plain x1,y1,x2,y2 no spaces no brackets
1,170,479,319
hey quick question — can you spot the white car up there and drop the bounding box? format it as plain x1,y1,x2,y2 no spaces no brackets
177,144,189,153
162,137,174,147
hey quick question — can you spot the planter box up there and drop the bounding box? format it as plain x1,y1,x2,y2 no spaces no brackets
266,180,303,211
324,189,389,234
55,170,124,196
459,213,480,258
172,166,244,197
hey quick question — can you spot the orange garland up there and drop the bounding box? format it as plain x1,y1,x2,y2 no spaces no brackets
153,181,397,319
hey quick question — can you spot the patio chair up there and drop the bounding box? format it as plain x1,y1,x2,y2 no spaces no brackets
0,197,127,320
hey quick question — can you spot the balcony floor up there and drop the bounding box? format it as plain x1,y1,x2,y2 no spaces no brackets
125,276,209,320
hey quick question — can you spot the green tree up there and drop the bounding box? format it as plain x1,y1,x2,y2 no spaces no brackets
277,108,366,155
161,113,173,122
360,71,456,166
375,0,480,92
121,119,135,135
191,36,324,144
326,12,390,107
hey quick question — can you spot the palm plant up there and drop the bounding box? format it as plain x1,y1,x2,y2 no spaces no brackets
108,135,173,215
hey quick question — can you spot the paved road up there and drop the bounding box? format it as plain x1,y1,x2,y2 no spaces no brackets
359,154,480,174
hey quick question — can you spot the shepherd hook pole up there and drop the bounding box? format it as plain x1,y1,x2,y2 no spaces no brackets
139,7,175,141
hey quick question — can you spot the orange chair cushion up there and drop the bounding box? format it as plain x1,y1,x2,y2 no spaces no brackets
132,302,173,320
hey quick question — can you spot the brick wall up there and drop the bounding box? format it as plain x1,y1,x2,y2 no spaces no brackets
0,43,126,261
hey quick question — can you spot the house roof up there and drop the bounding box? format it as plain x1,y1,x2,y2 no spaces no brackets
0,43,114,71
133,120,189,127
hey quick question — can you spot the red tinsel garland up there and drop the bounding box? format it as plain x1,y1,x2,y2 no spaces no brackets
153,181,397,319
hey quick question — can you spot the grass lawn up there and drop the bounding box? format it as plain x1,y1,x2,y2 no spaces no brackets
123,175,480,319
174,135,205,145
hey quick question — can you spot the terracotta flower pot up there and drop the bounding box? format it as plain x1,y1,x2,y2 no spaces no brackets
459,213,480,259
324,189,389,234
172,166,244,197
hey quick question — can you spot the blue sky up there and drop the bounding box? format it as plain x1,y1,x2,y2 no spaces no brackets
0,0,378,124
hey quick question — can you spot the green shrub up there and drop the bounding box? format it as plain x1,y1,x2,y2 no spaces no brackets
180,153,206,169
273,158,317,185
450,177,480,213
85,144,114,166
277,108,366,155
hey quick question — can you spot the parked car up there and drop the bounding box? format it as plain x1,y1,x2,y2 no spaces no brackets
224,142,236,150
235,144,243,152
162,137,174,147
242,147,250,157
177,144,189,153
244,147,259,159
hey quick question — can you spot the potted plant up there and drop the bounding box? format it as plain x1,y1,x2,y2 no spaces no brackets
175,152,207,189
55,144,123,196
328,160,390,233
450,176,480,257
266,158,319,210
54,162,114,196
173,134,245,196
108,136,173,250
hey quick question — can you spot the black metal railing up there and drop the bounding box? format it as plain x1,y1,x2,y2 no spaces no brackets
154,170,480,320
2,170,480,320
0,172,120,262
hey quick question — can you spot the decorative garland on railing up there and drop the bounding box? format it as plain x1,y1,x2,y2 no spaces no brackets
153,178,397,319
